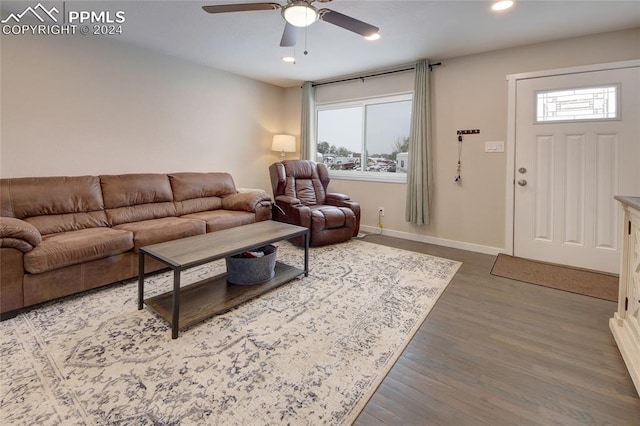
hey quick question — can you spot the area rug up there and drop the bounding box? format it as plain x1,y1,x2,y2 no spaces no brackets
0,239,461,425
491,253,618,302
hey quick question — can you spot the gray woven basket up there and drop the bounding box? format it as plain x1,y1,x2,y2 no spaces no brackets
225,245,277,285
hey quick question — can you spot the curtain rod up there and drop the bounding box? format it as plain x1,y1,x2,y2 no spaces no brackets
311,62,441,88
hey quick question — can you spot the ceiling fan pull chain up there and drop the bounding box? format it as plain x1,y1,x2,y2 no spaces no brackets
304,13,309,55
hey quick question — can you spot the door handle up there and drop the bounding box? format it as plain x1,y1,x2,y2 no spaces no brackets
517,179,527,186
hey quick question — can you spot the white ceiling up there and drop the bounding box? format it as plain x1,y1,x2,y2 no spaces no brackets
3,1,639,87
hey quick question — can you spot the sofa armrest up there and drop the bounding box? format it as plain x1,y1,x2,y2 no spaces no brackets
0,217,42,252
1,247,26,314
221,190,273,212
237,187,266,194
275,195,302,206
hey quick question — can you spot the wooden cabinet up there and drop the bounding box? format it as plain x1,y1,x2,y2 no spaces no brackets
610,196,640,396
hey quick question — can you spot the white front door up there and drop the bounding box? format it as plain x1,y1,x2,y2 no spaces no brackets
514,66,640,274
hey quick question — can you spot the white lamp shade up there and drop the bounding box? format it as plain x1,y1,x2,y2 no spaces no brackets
272,134,296,153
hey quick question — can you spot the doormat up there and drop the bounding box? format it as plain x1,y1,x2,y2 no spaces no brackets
491,253,618,302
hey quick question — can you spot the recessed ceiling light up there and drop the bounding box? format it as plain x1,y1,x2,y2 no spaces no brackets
365,33,381,41
282,56,296,63
491,0,514,11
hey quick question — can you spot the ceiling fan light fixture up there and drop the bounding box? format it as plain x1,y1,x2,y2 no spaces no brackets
282,56,296,63
491,0,514,11
364,32,380,41
283,2,318,27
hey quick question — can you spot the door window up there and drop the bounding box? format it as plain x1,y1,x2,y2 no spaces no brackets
535,85,619,123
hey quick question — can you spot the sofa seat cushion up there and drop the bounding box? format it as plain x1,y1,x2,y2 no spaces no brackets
24,228,134,274
114,217,205,252
181,210,255,233
309,205,355,230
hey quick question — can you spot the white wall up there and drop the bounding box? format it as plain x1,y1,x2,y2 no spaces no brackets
285,28,640,253
1,34,286,189
315,71,414,103
282,86,302,159
3,28,638,252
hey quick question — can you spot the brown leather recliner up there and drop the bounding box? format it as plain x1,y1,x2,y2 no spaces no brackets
269,160,361,247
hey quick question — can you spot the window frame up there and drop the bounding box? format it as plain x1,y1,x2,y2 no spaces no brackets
315,92,413,184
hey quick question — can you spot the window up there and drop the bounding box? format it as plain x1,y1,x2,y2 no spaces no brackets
535,85,619,123
316,93,412,182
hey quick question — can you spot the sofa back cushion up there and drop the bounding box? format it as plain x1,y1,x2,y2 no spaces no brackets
100,174,176,225
169,172,237,216
0,176,108,235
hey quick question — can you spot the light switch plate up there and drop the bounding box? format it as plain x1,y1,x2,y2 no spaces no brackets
485,141,504,153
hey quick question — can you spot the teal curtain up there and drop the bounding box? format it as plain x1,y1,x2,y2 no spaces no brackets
300,81,316,160
405,60,433,225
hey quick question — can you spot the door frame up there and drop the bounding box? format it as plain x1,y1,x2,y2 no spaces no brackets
504,59,640,256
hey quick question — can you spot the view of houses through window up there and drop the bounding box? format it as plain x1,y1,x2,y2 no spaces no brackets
316,94,412,177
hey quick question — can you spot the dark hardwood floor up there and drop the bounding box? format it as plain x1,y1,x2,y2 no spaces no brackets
354,234,640,426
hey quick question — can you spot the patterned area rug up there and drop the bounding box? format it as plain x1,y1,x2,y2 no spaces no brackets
1,240,461,425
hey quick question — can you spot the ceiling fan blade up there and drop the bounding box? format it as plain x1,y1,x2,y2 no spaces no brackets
202,3,281,14
319,9,379,37
280,23,300,47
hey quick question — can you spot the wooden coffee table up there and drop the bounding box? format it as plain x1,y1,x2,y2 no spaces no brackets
137,221,309,338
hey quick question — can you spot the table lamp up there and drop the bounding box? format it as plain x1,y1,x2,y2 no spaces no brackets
271,134,296,159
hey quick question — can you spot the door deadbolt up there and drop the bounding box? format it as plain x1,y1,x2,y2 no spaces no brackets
517,179,528,186
518,167,527,174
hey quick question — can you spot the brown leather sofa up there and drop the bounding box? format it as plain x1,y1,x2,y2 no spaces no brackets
0,172,272,317
269,160,360,247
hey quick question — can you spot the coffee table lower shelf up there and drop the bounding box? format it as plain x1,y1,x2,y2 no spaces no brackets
144,262,303,331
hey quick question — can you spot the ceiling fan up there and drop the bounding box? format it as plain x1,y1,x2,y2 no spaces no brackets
202,0,380,48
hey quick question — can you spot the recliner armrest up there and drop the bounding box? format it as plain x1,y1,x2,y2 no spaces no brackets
273,196,311,228
326,193,359,211
0,217,42,252
325,192,351,203
324,193,361,237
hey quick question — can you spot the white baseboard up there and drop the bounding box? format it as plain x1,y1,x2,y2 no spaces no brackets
359,225,504,256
